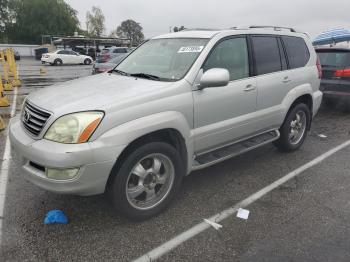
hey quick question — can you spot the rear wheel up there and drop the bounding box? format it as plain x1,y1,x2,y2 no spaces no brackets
109,142,185,221
274,103,310,152
84,58,92,65
53,58,62,66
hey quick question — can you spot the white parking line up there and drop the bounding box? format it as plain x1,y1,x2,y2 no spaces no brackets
134,139,350,262
0,88,18,245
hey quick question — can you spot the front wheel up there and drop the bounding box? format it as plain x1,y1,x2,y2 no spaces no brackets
274,103,311,152
108,142,185,221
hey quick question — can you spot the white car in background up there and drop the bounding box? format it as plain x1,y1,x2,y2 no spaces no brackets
41,50,93,66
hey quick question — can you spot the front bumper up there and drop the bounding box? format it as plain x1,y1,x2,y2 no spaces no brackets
9,118,126,196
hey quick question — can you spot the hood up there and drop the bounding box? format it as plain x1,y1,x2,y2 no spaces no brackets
27,73,174,114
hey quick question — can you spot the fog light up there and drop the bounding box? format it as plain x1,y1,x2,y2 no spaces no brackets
45,168,79,180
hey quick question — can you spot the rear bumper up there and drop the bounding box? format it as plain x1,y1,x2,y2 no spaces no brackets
9,117,126,196
41,57,52,63
320,81,350,98
312,90,323,117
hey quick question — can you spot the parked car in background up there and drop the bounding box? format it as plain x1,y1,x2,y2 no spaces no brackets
73,47,100,60
316,47,350,104
41,50,93,66
10,27,322,220
14,51,20,60
96,47,130,63
92,53,128,74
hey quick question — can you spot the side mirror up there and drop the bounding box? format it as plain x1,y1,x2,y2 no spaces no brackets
199,68,230,89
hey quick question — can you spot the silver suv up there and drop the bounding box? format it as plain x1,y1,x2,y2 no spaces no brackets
10,26,322,220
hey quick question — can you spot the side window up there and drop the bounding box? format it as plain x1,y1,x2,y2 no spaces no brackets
203,37,249,81
57,50,65,55
69,51,77,55
282,36,310,69
252,36,282,75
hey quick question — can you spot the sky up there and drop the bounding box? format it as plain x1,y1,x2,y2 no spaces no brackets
65,0,350,39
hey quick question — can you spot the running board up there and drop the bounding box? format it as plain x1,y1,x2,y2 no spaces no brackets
192,130,280,170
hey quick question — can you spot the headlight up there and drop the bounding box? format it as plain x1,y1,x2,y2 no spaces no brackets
44,112,103,144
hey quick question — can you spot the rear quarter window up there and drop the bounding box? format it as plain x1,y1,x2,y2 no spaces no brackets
282,36,310,69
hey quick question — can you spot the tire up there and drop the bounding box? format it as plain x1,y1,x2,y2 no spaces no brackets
53,58,63,66
274,103,311,152
109,142,185,221
84,58,92,65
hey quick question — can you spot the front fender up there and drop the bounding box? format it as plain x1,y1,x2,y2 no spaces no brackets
92,111,194,173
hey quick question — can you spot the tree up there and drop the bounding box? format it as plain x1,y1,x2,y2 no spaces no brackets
3,0,80,44
86,6,105,37
173,26,186,32
113,19,144,47
0,0,15,41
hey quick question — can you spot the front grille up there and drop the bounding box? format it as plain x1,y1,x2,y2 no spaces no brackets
22,101,51,136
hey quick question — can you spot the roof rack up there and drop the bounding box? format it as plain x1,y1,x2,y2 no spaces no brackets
182,28,220,32
248,25,296,32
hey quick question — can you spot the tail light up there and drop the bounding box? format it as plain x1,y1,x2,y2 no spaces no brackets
316,57,322,79
334,68,350,78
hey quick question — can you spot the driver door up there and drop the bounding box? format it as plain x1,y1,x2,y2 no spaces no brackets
193,36,258,153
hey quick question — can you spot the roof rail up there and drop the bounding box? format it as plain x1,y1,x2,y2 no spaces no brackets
182,28,219,32
248,25,297,33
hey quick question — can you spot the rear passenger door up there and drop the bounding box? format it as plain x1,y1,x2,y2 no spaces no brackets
251,35,294,132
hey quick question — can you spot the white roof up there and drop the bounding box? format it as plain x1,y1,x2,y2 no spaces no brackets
152,28,307,40
153,30,221,39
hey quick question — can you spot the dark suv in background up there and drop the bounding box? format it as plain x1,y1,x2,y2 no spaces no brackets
316,47,350,105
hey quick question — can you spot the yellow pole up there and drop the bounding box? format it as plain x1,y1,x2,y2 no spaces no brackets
0,52,13,91
0,75,10,107
6,49,14,77
0,115,5,130
7,49,21,87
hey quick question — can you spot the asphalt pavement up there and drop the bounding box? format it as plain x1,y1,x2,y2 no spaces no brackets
1,58,350,261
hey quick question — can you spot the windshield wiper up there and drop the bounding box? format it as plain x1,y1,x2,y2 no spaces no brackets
112,69,129,76
130,73,160,81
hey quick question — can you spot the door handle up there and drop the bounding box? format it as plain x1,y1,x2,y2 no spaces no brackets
282,76,291,83
244,84,256,92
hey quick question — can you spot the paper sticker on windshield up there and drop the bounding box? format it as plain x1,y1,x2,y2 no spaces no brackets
178,46,204,53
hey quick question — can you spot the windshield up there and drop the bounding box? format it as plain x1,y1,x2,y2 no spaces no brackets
115,38,209,81
110,54,128,64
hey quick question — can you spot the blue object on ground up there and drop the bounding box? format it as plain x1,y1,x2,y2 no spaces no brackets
44,210,68,225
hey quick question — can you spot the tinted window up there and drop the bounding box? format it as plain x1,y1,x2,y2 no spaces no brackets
203,37,249,81
252,36,282,75
57,50,69,55
317,52,350,68
282,36,310,69
69,51,77,55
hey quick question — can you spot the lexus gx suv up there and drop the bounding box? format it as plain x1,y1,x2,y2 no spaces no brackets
10,26,322,220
